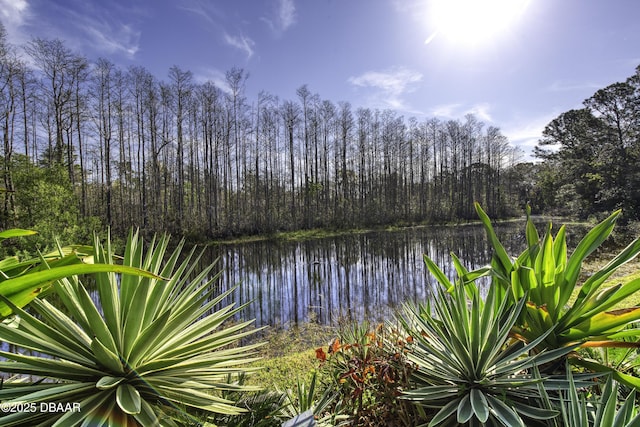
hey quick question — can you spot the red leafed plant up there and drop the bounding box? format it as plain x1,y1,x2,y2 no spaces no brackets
316,322,424,426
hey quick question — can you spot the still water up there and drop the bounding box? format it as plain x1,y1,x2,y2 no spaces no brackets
205,221,567,328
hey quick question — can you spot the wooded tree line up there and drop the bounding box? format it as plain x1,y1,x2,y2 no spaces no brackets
1,24,526,242
534,64,640,220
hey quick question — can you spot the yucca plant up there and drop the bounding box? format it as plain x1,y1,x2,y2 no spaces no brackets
279,371,343,427
0,228,150,317
0,230,262,426
205,373,287,427
555,369,640,427
398,278,575,427
472,203,640,387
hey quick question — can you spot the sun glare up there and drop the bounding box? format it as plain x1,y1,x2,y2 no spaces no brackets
425,0,530,47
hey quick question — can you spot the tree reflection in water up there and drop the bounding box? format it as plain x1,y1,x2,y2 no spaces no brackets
204,221,587,328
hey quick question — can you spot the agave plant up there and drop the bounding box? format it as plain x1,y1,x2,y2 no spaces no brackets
472,203,640,387
0,230,262,426
397,277,574,427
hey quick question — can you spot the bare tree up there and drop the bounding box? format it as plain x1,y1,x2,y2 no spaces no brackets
25,38,82,175
168,65,193,230
90,58,115,226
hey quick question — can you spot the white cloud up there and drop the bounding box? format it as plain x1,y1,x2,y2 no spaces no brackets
80,19,140,58
501,112,561,160
466,103,493,122
224,32,255,59
430,102,493,122
0,0,31,45
0,0,28,25
349,66,423,110
5,1,141,59
547,80,602,92
178,0,224,26
261,0,297,35
193,67,231,93
430,103,460,118
277,0,296,31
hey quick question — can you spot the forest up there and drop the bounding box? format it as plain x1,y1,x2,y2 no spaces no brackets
2,20,640,246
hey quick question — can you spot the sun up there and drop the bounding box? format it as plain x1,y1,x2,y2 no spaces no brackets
425,0,530,47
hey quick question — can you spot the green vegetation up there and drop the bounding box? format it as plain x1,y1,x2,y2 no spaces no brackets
472,203,640,389
0,228,156,317
286,206,640,426
0,230,261,426
533,66,640,220
399,284,570,426
0,205,639,426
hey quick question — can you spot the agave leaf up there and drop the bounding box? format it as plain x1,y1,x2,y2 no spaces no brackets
125,309,172,364
525,205,540,249
566,272,640,331
615,389,639,425
457,393,474,424
91,337,125,374
486,394,525,427
475,202,513,278
77,283,119,354
536,228,558,320
581,237,640,298
513,402,559,420
29,298,93,349
0,231,265,424
122,278,153,353
470,388,489,423
0,352,102,379
0,384,99,423
97,376,126,390
0,229,38,240
564,307,640,341
571,357,640,390
513,264,536,299
553,226,568,276
0,298,95,365
403,384,459,400
52,391,115,426
428,399,460,427
133,399,162,427
116,383,142,415
600,381,619,426
423,254,454,292
0,256,20,273
566,210,620,294
0,263,162,317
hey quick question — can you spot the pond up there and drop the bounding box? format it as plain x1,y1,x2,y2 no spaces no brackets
204,219,588,328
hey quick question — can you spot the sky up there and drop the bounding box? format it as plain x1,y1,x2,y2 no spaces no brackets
2,0,640,159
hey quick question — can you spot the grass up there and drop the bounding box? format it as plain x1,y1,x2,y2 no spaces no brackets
244,320,336,391
572,252,640,308
208,227,377,245
207,217,489,245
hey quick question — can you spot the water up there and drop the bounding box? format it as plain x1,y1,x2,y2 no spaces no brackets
205,221,550,328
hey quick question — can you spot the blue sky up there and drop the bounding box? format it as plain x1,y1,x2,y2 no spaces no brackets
2,0,639,158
